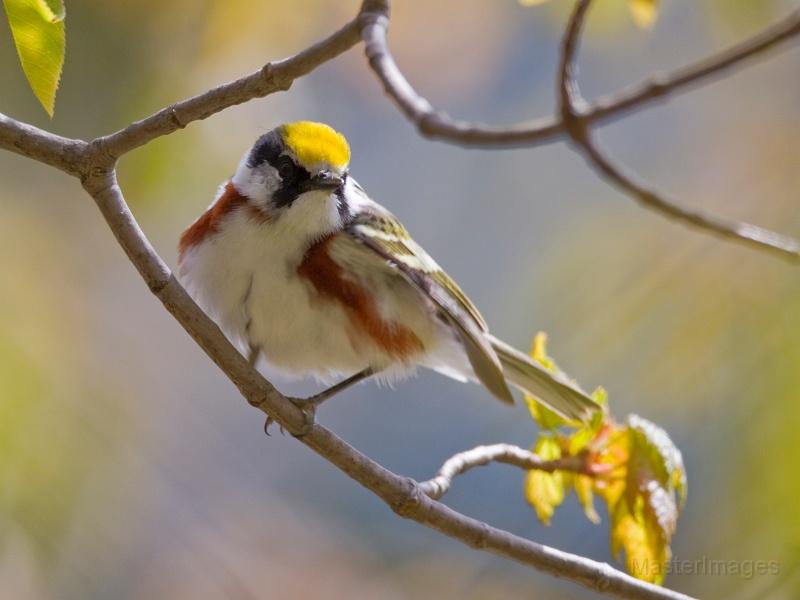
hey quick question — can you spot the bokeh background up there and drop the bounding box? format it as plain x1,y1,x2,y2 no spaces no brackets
1,1,799,598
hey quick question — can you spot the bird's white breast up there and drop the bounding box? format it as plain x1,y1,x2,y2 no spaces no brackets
179,180,471,384
180,190,380,377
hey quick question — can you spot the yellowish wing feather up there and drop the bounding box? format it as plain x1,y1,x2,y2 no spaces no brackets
349,212,513,405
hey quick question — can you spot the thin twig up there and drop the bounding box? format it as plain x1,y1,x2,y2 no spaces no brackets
361,2,800,148
92,13,369,161
0,14,693,600
362,0,800,259
0,8,364,172
76,163,689,600
9,0,786,595
0,112,88,175
587,9,800,128
420,443,587,500
557,0,800,263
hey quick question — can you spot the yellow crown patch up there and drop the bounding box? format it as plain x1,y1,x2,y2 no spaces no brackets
281,121,350,170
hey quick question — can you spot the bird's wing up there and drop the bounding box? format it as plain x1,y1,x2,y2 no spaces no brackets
345,205,513,405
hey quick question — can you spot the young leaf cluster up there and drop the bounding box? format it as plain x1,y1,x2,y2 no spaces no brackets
524,333,687,585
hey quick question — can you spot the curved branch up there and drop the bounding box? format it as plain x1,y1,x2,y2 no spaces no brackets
420,443,587,500
570,137,800,261
587,9,800,128
557,0,800,263
92,13,369,160
0,112,87,175
361,2,800,148
9,0,784,591
0,15,693,600
76,167,691,600
364,0,800,261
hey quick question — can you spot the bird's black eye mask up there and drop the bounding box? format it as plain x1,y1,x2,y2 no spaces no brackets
270,154,312,208
248,131,312,208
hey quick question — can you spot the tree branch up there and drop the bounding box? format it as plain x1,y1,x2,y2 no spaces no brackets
0,112,87,175
0,4,370,171
10,0,784,596
74,163,690,600
361,2,800,148
557,0,800,263
92,12,370,161
586,9,800,129
0,26,692,600
420,443,587,501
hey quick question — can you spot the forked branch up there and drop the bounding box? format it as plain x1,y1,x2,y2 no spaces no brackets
362,0,800,261
420,443,587,500
361,0,800,149
4,0,794,597
557,0,800,262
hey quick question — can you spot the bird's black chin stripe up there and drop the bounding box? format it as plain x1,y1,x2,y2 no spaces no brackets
273,178,304,208
273,164,313,208
336,187,352,224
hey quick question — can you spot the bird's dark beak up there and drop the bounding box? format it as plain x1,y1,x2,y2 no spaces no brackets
302,171,344,192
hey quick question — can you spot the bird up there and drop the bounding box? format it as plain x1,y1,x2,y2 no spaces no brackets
178,121,599,421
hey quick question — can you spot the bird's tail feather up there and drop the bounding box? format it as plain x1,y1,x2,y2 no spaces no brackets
488,335,599,422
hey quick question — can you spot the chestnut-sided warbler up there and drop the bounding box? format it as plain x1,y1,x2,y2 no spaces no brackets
178,121,599,420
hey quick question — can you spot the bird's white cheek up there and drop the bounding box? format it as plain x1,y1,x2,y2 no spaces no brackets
231,155,280,208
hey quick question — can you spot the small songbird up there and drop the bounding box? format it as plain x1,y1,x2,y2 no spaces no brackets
178,121,599,420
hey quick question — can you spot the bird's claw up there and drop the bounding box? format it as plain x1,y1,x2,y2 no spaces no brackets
264,416,286,436
262,369,372,437
264,397,317,437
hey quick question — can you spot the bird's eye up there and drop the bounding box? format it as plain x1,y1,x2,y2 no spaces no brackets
276,157,296,180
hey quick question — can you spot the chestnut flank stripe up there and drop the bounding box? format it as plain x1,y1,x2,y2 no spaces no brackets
179,181,268,260
298,234,423,360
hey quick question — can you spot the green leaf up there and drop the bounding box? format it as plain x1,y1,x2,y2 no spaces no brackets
524,436,565,525
526,394,569,430
525,332,574,429
41,0,64,19
606,415,686,583
610,495,669,584
628,414,687,508
567,387,609,454
591,386,609,411
3,0,66,116
628,0,658,29
574,474,601,524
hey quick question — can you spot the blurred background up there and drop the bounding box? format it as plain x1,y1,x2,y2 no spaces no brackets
1,0,799,598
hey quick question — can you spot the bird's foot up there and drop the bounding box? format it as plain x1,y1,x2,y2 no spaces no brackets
303,367,375,409
262,367,375,437
264,397,317,436
263,416,285,436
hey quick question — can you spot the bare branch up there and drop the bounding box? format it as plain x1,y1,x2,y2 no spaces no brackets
92,15,367,161
13,0,783,596
80,168,310,430
0,112,87,175
587,9,800,128
557,0,800,263
75,164,690,599
361,2,800,148
420,443,587,501
570,137,800,262
0,15,688,600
